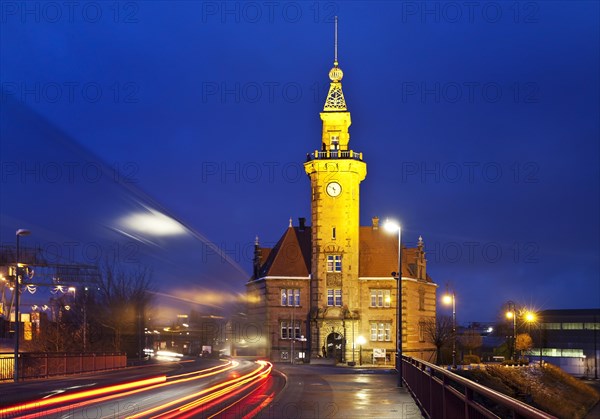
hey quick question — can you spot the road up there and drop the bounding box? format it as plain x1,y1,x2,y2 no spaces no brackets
0,359,421,418
0,357,282,418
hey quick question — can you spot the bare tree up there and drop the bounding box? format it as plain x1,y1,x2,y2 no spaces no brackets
460,327,483,356
89,260,154,356
422,315,454,365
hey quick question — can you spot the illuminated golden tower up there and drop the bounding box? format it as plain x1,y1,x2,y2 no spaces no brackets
304,17,367,359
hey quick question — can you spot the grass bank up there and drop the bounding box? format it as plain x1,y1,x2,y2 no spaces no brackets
455,364,599,418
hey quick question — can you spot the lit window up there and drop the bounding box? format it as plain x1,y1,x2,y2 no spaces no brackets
370,322,391,342
281,321,289,339
562,323,583,330
280,321,301,339
418,321,425,342
327,289,342,307
281,289,300,307
326,255,342,272
370,290,391,308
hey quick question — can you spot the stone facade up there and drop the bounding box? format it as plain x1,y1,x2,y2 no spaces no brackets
246,51,437,364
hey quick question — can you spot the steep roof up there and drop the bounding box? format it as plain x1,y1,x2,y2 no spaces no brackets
255,227,311,278
251,225,433,283
358,227,431,281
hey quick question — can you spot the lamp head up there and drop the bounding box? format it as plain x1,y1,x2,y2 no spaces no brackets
383,219,400,233
16,229,31,237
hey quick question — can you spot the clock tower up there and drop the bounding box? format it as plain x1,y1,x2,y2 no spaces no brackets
304,19,367,360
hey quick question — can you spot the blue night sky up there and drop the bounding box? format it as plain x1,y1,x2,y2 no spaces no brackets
1,1,598,324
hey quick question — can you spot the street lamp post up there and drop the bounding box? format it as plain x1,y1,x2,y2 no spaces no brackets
506,301,517,361
384,219,402,388
524,311,537,364
357,335,366,366
442,291,456,369
14,229,31,382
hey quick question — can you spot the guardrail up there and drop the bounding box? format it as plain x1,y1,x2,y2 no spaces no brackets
0,352,126,382
306,150,363,161
402,356,557,419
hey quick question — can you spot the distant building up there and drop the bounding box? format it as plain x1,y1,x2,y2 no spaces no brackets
525,308,600,377
246,42,437,364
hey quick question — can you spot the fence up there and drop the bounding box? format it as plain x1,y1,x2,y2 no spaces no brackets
402,356,557,419
0,352,126,382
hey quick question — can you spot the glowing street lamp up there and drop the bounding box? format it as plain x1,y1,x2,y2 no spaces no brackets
357,335,366,366
523,310,542,366
505,302,517,361
524,311,536,323
14,229,31,382
441,290,456,369
383,218,402,387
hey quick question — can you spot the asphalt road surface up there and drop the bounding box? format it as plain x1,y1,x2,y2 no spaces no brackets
262,364,423,419
0,359,421,418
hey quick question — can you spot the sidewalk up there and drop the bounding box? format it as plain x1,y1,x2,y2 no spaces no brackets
262,364,423,418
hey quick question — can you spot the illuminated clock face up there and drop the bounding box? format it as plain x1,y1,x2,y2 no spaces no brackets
326,182,342,197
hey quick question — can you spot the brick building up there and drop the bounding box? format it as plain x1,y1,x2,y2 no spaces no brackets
246,39,437,364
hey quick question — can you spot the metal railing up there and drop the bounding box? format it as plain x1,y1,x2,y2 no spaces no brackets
401,356,557,419
0,352,126,382
306,150,363,161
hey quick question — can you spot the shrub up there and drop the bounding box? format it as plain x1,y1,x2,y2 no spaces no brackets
463,354,481,364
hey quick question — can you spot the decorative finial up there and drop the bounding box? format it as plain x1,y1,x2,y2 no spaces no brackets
255,235,259,245
289,217,293,228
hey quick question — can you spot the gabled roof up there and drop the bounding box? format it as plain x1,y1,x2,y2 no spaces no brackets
251,225,433,283
255,227,312,278
358,227,431,281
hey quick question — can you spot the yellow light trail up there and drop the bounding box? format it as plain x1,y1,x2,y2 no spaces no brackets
126,361,272,419
4,360,235,419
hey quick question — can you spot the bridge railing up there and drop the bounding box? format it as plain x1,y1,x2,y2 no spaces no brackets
0,352,126,382
401,356,557,419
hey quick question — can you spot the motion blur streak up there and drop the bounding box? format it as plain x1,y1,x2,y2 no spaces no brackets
240,389,275,419
180,373,273,419
169,360,235,379
127,361,272,419
177,361,272,413
155,361,273,419
202,368,274,419
9,361,234,419
0,375,166,416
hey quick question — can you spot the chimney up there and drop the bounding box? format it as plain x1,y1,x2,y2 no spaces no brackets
253,235,261,279
372,216,379,230
299,217,306,231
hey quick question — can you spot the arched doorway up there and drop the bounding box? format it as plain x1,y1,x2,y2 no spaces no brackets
326,332,344,363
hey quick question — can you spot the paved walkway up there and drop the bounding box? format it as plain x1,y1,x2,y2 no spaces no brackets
260,364,423,418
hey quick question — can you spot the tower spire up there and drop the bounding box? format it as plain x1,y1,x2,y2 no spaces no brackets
324,16,346,111
334,15,338,65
